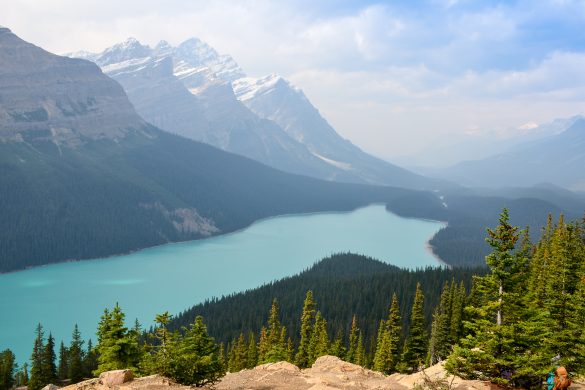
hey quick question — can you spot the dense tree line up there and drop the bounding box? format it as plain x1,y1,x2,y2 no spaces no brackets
387,191,582,267
169,253,484,346
0,133,420,273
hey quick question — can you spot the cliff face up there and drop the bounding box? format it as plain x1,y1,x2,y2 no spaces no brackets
0,27,147,145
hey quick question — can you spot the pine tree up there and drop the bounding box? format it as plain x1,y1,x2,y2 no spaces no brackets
402,283,427,372
69,325,85,383
257,327,269,363
41,333,57,384
235,333,247,371
0,349,16,390
217,343,226,372
147,311,175,376
450,281,466,343
446,209,550,386
261,299,288,363
168,316,223,387
347,315,359,364
95,304,141,374
308,311,329,364
373,319,390,372
356,332,366,367
244,333,256,369
14,362,29,388
428,282,452,364
29,324,45,390
83,339,98,379
329,330,346,360
57,342,69,381
295,291,316,368
386,293,402,373
286,338,295,363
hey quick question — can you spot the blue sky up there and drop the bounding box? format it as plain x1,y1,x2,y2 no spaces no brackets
4,0,585,160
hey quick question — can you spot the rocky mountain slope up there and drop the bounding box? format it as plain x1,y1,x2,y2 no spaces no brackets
0,28,421,272
233,74,431,189
0,27,147,145
71,38,435,189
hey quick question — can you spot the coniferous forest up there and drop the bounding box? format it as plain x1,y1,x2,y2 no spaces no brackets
1,209,584,390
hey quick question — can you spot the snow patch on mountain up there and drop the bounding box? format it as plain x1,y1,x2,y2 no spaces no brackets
312,153,352,171
232,74,301,102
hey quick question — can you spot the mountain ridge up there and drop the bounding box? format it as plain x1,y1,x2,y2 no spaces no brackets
437,116,585,190
71,37,437,190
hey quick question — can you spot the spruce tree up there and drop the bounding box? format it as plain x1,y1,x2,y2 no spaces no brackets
29,323,45,390
246,333,258,369
308,311,329,364
295,291,316,368
373,319,390,373
402,283,427,372
68,325,85,383
329,330,346,360
235,333,247,371
257,327,269,363
147,312,175,376
95,304,141,374
446,209,550,386
57,342,69,381
261,299,287,363
83,339,98,379
346,315,359,364
386,293,402,373
41,333,57,385
0,349,16,390
356,332,366,367
169,316,223,387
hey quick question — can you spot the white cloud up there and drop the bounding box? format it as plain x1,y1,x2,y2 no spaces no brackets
3,0,585,160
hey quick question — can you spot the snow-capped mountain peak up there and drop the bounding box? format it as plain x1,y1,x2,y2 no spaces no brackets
232,73,302,102
95,37,151,66
173,37,244,82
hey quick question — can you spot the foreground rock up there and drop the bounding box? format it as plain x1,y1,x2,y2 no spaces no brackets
61,357,585,389
209,355,489,390
61,372,189,390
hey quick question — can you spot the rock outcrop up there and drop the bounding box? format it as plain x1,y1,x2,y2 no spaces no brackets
212,356,490,389
58,358,585,390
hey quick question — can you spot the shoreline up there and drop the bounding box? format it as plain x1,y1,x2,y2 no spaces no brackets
3,202,450,275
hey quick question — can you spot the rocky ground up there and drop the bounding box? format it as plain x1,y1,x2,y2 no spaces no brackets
55,356,585,390
56,356,497,390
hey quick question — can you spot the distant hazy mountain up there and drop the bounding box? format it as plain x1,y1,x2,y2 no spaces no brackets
71,38,435,190
435,116,585,190
1,27,422,272
397,116,581,170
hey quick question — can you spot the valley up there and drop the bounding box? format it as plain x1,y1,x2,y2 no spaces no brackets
0,205,443,366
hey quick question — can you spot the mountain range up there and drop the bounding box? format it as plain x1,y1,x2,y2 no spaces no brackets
433,116,585,191
1,27,581,273
0,27,424,273
70,38,434,190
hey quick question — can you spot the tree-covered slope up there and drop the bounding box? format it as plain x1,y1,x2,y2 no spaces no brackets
0,129,420,273
169,253,485,346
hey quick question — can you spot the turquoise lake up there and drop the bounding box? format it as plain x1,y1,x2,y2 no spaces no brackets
0,204,445,363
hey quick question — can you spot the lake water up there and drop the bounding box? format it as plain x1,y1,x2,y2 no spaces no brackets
0,204,445,363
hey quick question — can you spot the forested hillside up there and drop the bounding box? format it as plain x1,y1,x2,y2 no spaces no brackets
169,253,483,346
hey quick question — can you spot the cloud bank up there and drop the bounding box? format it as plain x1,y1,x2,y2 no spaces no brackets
4,0,585,159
